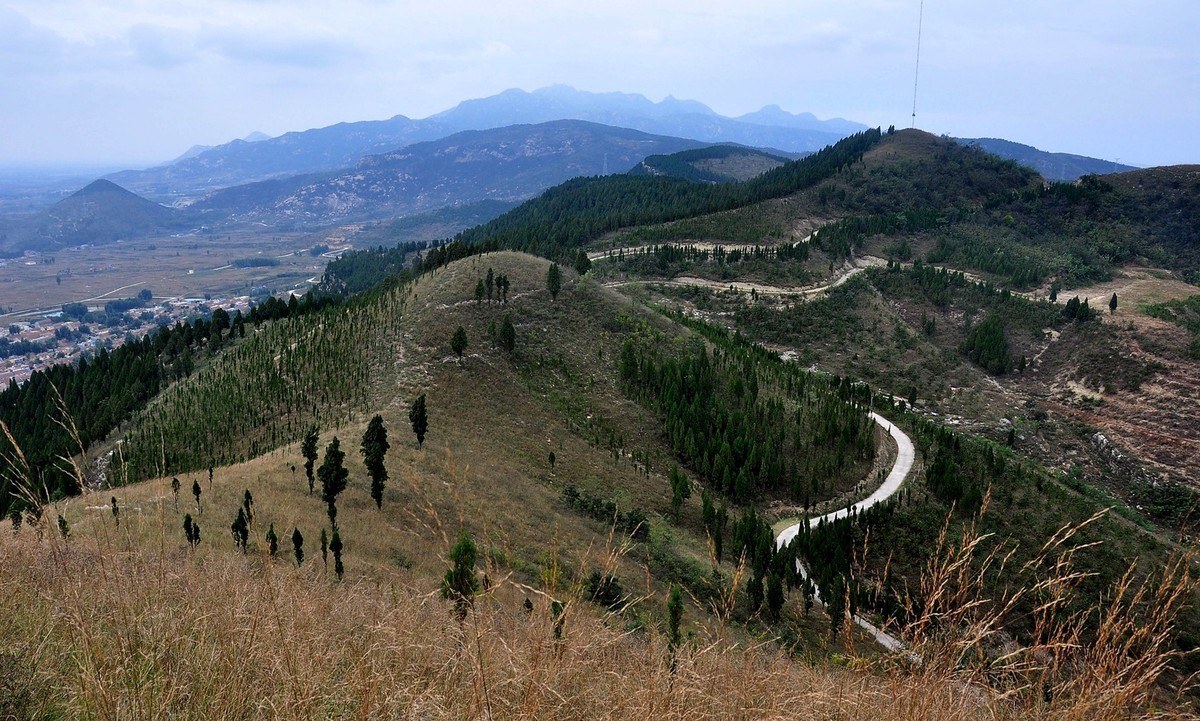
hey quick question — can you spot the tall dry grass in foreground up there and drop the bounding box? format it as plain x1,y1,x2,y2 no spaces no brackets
0,504,1196,720
872,498,1199,721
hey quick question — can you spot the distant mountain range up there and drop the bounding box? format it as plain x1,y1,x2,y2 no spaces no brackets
104,86,861,200
956,138,1137,181
0,86,1159,253
189,120,709,228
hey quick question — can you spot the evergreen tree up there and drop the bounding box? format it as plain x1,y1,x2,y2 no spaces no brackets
319,528,329,569
667,583,683,650
231,508,249,552
318,437,349,528
499,314,516,354
474,278,485,305
441,529,480,619
766,571,785,620
330,529,344,580
292,527,304,566
110,496,119,526
192,479,202,513
485,268,495,302
497,274,510,302
409,393,428,449
450,326,468,358
266,522,278,558
361,414,390,509
301,426,319,495
1110,292,1118,314
171,477,180,510
669,464,691,520
548,451,556,469
827,576,847,638
183,514,197,548
242,489,254,530
573,249,591,277
546,262,562,301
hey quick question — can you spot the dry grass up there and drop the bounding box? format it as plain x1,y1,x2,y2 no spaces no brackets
2,251,1197,718
3,497,1196,719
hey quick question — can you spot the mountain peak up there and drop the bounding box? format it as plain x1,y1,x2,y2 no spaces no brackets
72,178,131,197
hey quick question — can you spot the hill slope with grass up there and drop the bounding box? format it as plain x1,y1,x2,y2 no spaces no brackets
3,121,1200,716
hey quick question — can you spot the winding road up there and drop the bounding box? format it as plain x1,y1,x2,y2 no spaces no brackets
774,410,915,652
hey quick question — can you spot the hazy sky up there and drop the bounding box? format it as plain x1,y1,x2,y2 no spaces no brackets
2,1,1197,169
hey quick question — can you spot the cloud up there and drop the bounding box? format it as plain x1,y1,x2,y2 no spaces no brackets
128,24,195,69
0,8,68,73
197,26,357,68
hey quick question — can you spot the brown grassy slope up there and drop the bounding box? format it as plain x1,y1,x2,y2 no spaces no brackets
3,497,1195,719
4,252,1199,718
0,524,1010,721
75,251,722,610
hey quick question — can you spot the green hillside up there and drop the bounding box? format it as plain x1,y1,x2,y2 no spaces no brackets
2,127,1198,717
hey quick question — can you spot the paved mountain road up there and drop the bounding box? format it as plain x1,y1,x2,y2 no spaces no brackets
775,410,915,652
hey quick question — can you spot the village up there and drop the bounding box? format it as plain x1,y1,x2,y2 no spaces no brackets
0,291,256,386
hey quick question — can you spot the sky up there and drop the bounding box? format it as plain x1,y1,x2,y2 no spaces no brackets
2,0,1197,170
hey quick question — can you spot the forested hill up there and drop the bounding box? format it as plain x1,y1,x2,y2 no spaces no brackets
629,145,792,183
449,128,881,259
322,127,1040,292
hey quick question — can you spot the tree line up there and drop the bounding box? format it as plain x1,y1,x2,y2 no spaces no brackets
1,291,339,518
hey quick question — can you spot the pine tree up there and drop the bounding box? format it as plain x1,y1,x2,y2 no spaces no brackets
485,267,495,302
242,489,254,529
1110,292,1118,314
183,514,197,548
318,437,349,528
450,326,468,358
361,414,390,509
110,496,119,526
499,314,516,354
546,262,562,301
573,249,591,277
330,529,344,580
301,426,319,495
292,527,304,566
266,522,278,558
667,583,683,650
669,464,690,520
319,528,329,570
231,508,249,552
409,393,428,449
171,477,180,510
441,529,480,620
766,571,785,620
474,278,485,305
192,479,202,513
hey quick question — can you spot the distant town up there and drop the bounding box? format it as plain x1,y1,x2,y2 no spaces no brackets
0,290,257,386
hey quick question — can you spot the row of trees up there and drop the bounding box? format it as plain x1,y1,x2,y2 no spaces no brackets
115,280,411,482
619,321,876,506
322,130,883,294
0,289,339,518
